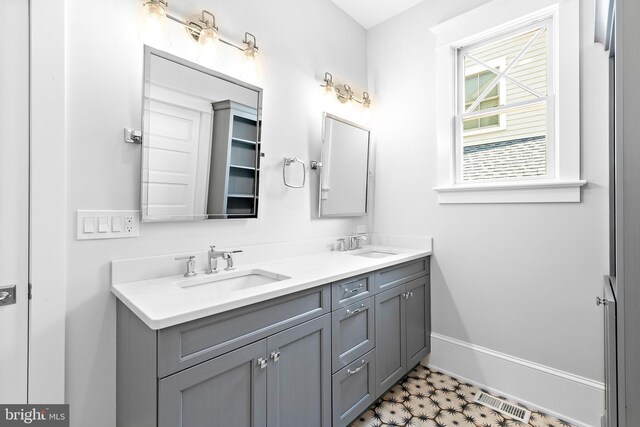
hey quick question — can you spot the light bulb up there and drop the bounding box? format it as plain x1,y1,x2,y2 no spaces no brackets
141,1,167,43
241,53,257,82
240,42,260,83
322,85,336,110
199,27,219,47
146,2,166,20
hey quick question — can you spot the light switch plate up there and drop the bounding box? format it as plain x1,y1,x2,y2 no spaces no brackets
77,210,140,240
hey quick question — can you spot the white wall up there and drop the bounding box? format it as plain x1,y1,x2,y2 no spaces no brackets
60,1,368,425
367,0,609,425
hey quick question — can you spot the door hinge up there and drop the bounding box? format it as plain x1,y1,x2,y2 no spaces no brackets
28,283,32,300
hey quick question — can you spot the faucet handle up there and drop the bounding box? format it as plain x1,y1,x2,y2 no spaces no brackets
209,245,216,251
175,256,197,277
232,250,243,254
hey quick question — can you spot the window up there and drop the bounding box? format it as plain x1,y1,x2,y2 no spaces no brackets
456,21,552,183
432,0,584,203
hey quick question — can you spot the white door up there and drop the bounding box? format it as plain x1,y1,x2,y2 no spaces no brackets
0,0,30,403
143,100,208,218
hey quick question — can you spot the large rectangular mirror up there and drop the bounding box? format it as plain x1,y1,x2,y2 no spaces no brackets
141,46,262,221
319,114,370,217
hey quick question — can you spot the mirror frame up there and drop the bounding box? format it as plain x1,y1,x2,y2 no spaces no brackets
140,46,263,222
318,113,371,218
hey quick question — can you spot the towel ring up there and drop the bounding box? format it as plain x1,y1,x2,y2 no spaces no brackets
283,157,306,188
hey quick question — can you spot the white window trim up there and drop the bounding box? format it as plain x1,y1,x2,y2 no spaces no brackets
431,0,585,204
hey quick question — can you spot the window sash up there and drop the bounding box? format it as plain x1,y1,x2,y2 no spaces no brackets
453,18,555,185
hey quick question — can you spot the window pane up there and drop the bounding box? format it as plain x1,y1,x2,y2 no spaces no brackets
507,28,548,100
464,26,548,107
462,102,548,181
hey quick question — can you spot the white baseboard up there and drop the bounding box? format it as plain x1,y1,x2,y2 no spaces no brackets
426,333,604,427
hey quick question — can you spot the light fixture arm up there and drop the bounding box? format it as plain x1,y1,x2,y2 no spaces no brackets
200,10,218,31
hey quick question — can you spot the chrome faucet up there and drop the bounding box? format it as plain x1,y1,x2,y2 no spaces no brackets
206,246,225,274
222,250,243,271
349,235,367,250
175,255,197,277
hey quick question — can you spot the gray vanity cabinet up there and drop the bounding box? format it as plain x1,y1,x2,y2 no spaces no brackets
118,256,430,427
158,340,267,427
374,274,431,397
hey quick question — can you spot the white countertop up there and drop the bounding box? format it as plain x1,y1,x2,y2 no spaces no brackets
111,245,432,330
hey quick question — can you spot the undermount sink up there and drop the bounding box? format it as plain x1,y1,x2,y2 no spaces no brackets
174,269,291,293
352,249,398,258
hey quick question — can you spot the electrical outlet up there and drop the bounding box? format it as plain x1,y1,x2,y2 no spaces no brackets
124,216,134,233
77,210,139,240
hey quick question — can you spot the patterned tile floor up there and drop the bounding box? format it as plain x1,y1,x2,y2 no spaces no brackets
349,365,574,427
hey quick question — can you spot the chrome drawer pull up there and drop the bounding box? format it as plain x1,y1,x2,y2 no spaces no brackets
345,304,365,317
347,360,366,375
257,358,268,369
0,292,9,301
343,284,364,295
270,351,280,362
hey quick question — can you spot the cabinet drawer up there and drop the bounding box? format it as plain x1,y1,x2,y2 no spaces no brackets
331,297,375,373
331,273,373,309
157,285,330,377
374,257,429,293
332,349,376,427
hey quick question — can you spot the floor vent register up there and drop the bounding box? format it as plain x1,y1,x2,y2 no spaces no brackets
473,391,532,423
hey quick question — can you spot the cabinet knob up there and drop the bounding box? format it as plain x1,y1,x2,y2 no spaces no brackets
270,351,280,362
596,296,608,306
257,358,268,369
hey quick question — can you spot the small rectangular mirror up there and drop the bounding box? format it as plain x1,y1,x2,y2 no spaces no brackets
141,46,262,221
319,114,371,217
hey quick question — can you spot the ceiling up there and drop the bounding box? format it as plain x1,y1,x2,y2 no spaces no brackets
331,0,425,29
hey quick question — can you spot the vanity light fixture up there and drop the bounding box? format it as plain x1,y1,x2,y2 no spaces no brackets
142,1,260,61
321,72,372,108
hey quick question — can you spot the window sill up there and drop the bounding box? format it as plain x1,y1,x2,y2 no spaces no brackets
433,180,587,204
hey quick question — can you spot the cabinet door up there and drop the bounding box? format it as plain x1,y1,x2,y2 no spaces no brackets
405,276,431,368
267,314,331,427
374,285,406,396
158,340,267,427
